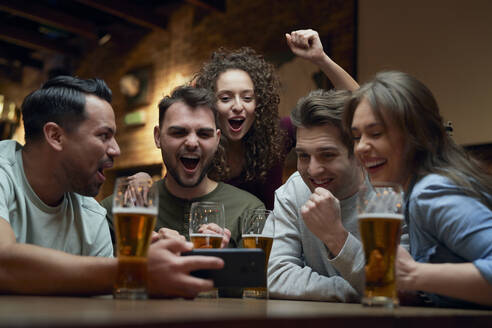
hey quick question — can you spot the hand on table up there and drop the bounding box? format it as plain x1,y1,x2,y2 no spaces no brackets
128,172,152,181
396,245,419,292
151,228,186,244
198,223,231,248
147,239,224,299
124,172,153,206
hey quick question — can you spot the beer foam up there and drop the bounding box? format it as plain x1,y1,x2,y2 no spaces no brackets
358,213,403,220
189,233,223,238
112,207,158,215
242,233,274,238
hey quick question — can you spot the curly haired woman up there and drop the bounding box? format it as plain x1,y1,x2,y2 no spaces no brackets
193,47,289,209
194,29,358,209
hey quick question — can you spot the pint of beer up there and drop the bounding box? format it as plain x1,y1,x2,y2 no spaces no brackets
190,233,223,249
113,177,158,300
189,202,225,298
357,183,403,308
189,202,225,249
242,209,274,299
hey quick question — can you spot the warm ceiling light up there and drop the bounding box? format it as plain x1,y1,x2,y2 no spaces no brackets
0,94,21,140
98,33,112,46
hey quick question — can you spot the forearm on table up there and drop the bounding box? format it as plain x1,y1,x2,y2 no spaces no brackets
0,243,116,295
268,259,359,302
269,203,359,301
412,262,492,306
313,53,359,91
321,228,348,257
327,233,365,294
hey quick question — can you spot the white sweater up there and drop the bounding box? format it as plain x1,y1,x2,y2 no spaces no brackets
266,171,365,302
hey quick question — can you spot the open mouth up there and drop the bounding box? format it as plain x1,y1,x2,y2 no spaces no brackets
228,118,245,131
96,167,106,181
310,178,334,188
97,160,113,181
365,159,386,170
180,156,199,171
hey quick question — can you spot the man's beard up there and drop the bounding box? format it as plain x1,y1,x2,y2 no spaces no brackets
76,181,102,197
164,155,214,188
62,162,101,197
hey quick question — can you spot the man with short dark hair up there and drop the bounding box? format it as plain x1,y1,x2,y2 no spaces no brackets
103,86,264,249
265,28,369,302
267,88,367,302
0,76,223,297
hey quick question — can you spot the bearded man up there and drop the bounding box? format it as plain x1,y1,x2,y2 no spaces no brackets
102,86,264,249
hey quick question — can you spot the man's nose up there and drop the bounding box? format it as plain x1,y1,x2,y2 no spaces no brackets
184,133,199,149
108,137,121,157
307,157,324,177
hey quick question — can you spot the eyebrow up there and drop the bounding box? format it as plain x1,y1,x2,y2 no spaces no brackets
167,126,215,133
216,89,254,94
295,146,339,153
351,122,384,130
99,126,115,135
197,127,216,133
168,126,186,132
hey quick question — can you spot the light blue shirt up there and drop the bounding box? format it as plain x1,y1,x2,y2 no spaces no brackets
0,140,113,257
405,173,492,308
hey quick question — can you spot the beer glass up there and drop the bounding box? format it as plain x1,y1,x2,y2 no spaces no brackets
241,209,274,299
189,201,225,248
189,201,225,298
357,182,403,308
113,176,157,300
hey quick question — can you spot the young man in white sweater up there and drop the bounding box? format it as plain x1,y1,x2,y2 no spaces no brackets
267,87,367,302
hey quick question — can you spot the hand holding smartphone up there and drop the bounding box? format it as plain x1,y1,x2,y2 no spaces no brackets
182,249,266,288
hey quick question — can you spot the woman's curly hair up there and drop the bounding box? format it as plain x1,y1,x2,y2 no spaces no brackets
194,47,286,183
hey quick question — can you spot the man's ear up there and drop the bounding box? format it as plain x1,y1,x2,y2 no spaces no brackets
216,129,221,145
43,122,64,151
154,125,161,149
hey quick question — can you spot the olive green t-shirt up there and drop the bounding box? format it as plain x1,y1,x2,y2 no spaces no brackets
102,179,265,248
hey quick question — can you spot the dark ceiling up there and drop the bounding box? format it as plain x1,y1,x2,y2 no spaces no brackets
0,0,225,80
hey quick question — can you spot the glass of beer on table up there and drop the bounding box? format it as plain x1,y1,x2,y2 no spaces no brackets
189,201,225,297
189,201,225,249
112,176,157,300
357,182,403,308
242,209,274,299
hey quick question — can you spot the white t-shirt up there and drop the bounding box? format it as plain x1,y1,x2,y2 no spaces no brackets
0,140,113,257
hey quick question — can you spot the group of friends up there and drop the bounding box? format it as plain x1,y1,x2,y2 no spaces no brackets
0,29,491,308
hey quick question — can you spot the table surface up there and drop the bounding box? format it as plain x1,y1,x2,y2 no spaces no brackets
1,295,491,328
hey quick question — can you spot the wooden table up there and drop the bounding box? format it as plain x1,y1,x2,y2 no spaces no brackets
0,295,491,328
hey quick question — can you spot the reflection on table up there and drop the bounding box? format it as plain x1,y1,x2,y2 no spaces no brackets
0,295,491,328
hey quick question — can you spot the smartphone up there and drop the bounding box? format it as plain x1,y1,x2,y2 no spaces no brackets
182,248,266,288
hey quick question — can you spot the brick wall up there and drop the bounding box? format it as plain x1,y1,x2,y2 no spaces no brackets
1,0,357,199
79,0,355,158
78,0,357,199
